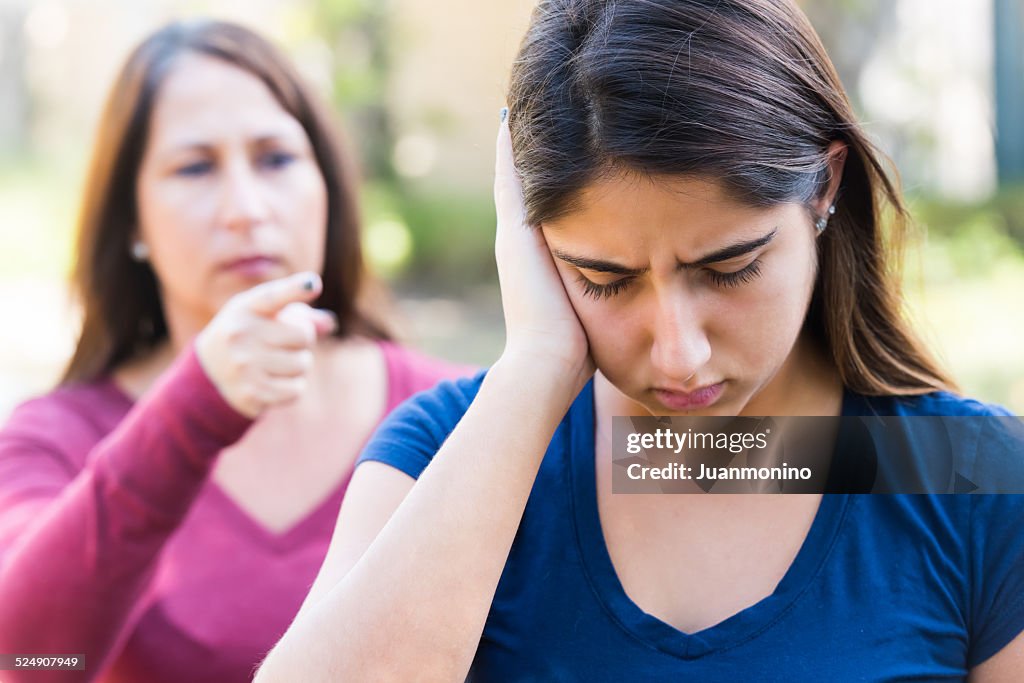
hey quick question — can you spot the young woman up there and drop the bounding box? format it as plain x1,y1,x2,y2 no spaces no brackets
0,20,468,683
257,0,1024,680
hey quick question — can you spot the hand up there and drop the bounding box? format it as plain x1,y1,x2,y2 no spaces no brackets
493,112,595,389
195,272,337,418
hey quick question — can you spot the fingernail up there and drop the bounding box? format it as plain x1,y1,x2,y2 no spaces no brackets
301,274,318,291
499,107,508,123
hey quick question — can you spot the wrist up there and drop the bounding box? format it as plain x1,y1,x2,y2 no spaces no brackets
192,332,260,419
491,348,592,411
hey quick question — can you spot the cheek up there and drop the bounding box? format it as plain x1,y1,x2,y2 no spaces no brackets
136,177,212,274
138,168,219,231
273,166,328,263
552,265,639,357
575,296,643,365
559,286,654,387
722,259,816,369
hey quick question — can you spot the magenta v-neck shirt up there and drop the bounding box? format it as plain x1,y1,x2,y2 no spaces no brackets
0,341,470,682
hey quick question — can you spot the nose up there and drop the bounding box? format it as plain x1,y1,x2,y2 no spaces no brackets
217,158,269,232
649,289,712,385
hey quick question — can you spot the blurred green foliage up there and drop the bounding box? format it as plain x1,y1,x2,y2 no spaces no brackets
304,0,500,291
911,185,1024,255
306,0,396,182
901,191,1024,412
0,161,76,279
358,182,495,290
383,189,496,289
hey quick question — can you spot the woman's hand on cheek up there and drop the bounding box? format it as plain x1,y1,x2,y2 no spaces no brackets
494,113,595,391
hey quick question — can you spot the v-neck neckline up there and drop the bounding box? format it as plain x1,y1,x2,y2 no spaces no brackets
99,339,396,551
567,380,853,659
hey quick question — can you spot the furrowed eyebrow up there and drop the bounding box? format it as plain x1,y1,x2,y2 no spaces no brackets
683,228,778,268
549,250,646,276
550,227,779,275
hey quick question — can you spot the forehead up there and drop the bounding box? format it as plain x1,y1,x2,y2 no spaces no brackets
146,52,306,149
544,173,789,244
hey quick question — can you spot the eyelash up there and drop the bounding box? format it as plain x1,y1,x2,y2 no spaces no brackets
704,258,764,289
577,274,633,300
577,258,764,300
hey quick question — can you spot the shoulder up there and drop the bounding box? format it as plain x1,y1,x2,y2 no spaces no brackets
379,340,481,405
847,390,1022,493
849,389,1014,417
0,380,128,469
965,488,1024,666
3,381,127,437
357,368,591,482
357,368,488,480
847,391,1024,664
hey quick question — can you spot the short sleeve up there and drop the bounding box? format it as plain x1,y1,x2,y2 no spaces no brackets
356,369,487,480
967,492,1024,666
960,399,1024,666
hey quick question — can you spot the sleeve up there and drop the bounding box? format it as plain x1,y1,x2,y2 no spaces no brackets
967,492,1024,667
0,344,253,683
356,369,487,480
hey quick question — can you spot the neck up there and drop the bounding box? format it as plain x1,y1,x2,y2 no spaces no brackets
163,303,212,357
742,333,842,417
111,304,212,400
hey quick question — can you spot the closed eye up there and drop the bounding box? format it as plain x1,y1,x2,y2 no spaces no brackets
703,258,764,288
576,273,634,300
577,258,765,300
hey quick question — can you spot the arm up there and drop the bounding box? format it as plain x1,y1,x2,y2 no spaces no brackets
0,272,332,682
255,114,594,682
257,355,584,682
0,346,252,683
970,630,1024,682
966,489,1024,681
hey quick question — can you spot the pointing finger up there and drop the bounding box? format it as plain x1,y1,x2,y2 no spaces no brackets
237,272,322,317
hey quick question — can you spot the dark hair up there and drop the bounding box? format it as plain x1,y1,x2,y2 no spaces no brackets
508,0,956,396
63,19,390,384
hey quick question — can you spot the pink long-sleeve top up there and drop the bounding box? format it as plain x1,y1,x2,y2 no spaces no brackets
0,340,469,682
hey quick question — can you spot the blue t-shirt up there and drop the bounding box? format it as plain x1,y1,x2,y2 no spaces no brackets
357,372,1024,680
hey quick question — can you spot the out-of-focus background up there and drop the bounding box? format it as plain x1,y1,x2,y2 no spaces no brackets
0,0,1022,419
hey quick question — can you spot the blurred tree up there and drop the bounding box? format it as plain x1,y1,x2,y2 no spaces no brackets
798,0,895,112
994,0,1024,185
306,0,497,290
310,0,397,184
0,5,30,161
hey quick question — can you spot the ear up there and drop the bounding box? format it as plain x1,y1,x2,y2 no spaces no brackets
815,141,848,216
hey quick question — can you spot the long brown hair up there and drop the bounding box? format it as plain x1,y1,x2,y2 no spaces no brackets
508,0,956,396
63,19,390,385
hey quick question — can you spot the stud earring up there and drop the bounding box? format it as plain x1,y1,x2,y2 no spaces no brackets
130,240,150,262
815,204,836,234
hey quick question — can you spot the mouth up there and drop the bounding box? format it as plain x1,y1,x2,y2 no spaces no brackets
651,382,725,412
220,255,283,279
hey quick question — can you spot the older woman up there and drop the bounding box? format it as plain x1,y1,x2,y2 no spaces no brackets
0,20,468,683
